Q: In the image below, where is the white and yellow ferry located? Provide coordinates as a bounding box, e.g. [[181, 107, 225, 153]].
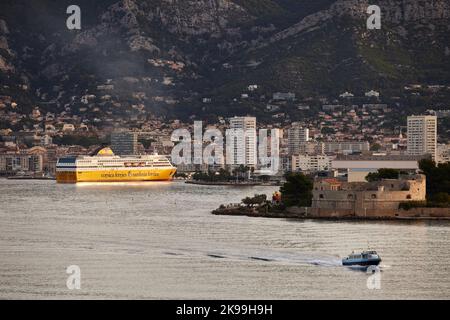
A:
[[56, 147, 176, 183]]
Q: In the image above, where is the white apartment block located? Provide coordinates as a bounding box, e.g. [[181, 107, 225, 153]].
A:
[[292, 154, 332, 172], [288, 124, 309, 155], [407, 115, 437, 161], [228, 116, 257, 167]]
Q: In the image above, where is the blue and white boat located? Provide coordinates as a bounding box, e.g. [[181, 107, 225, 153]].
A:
[[342, 251, 381, 266]]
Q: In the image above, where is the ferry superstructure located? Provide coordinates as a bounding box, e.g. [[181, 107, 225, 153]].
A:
[[56, 147, 176, 183], [342, 251, 381, 266]]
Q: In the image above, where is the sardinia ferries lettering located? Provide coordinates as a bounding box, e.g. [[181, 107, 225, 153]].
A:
[[100, 171, 159, 178]]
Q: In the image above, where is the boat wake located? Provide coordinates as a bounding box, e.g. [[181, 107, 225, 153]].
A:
[[164, 247, 342, 268], [344, 263, 390, 272]]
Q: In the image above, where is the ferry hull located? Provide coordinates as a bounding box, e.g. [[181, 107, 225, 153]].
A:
[[342, 258, 381, 266], [56, 168, 176, 183]]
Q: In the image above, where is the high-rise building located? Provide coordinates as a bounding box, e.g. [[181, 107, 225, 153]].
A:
[[111, 131, 138, 155], [228, 116, 257, 167], [407, 115, 437, 160], [288, 124, 309, 155], [291, 154, 332, 172]]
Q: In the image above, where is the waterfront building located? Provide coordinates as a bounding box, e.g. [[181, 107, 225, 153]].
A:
[[407, 115, 437, 161], [228, 116, 257, 167], [287, 124, 309, 155], [311, 174, 426, 217], [332, 154, 425, 182], [111, 131, 138, 155], [0, 153, 43, 176]]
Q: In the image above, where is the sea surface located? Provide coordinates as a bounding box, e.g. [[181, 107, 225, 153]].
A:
[[0, 179, 449, 299]]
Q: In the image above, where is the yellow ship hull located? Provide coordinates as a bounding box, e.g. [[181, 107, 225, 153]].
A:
[[56, 168, 176, 183]]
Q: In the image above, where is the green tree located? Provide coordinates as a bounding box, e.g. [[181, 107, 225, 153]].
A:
[[280, 173, 313, 207], [321, 127, 335, 135], [193, 171, 208, 181], [370, 143, 382, 151], [138, 138, 155, 149], [429, 193, 450, 206], [217, 168, 232, 181], [174, 172, 187, 178], [53, 135, 103, 148], [419, 159, 450, 200], [242, 194, 267, 207], [259, 175, 271, 182], [366, 168, 400, 182]]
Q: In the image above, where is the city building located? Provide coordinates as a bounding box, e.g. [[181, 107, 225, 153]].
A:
[[228, 116, 257, 167], [297, 141, 325, 155], [407, 115, 437, 160], [339, 91, 354, 98], [311, 174, 426, 217], [62, 124, 75, 132], [332, 154, 424, 182], [324, 141, 370, 155], [436, 144, 450, 164], [288, 124, 309, 155], [40, 135, 53, 146], [0, 153, 43, 176], [292, 154, 332, 172], [365, 90, 380, 98], [111, 131, 138, 155], [280, 155, 292, 173]]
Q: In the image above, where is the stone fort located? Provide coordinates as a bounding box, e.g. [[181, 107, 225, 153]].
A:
[[310, 174, 426, 218]]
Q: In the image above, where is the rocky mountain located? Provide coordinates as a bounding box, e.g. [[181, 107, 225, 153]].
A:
[[0, 0, 449, 124]]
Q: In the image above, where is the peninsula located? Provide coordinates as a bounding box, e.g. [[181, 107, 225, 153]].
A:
[[213, 163, 450, 221]]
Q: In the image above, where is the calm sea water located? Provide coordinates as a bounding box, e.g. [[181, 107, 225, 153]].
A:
[[0, 179, 449, 299]]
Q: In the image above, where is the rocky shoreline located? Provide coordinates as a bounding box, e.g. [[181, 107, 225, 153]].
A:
[[212, 206, 450, 221]]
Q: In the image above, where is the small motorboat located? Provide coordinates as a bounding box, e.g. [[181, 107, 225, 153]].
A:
[[342, 250, 381, 266]]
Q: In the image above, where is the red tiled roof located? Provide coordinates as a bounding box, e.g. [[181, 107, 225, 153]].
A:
[[321, 178, 341, 185]]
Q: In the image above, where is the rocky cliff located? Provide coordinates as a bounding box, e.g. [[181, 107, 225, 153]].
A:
[[0, 0, 449, 120]]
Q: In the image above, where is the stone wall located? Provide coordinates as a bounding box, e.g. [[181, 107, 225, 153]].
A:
[[311, 175, 427, 216], [308, 207, 450, 219]]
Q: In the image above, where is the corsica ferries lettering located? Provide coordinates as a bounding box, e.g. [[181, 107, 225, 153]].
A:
[[56, 147, 176, 183], [100, 171, 160, 179]]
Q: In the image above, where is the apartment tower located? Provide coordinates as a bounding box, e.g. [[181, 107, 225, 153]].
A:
[[407, 115, 437, 160]]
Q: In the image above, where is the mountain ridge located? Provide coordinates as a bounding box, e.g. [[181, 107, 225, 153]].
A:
[[0, 0, 449, 123]]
